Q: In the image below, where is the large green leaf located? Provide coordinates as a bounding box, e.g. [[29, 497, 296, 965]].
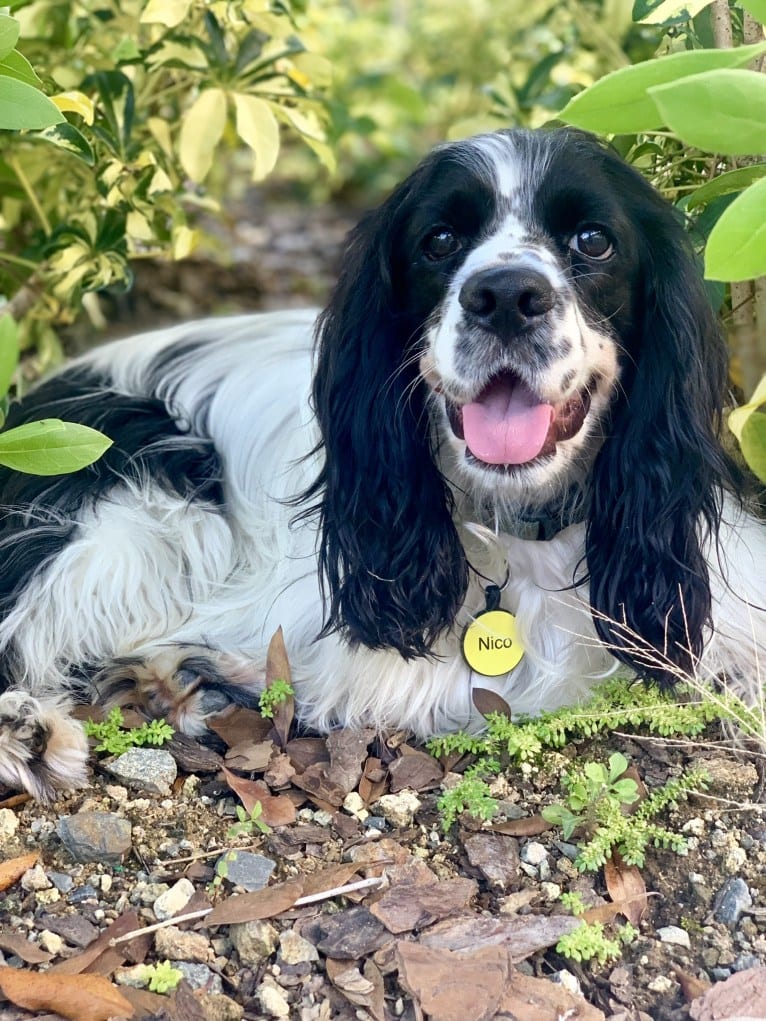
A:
[[687, 164, 766, 210], [0, 48, 40, 86], [740, 0, 766, 22], [0, 314, 19, 397], [729, 376, 766, 484], [704, 175, 766, 281], [0, 75, 64, 129], [0, 419, 112, 475], [36, 122, 95, 165], [0, 15, 20, 62], [649, 69, 766, 155], [559, 41, 766, 134]]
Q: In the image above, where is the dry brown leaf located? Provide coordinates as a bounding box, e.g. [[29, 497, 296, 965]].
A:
[[420, 911, 581, 962], [285, 736, 330, 771], [690, 966, 766, 1020], [291, 761, 348, 807], [388, 749, 443, 792], [491, 814, 553, 837], [472, 688, 512, 719], [0, 968, 134, 1021], [325, 728, 374, 795], [50, 911, 148, 975], [222, 769, 296, 825], [370, 876, 477, 934], [397, 941, 511, 1021], [498, 970, 605, 1020], [603, 850, 648, 926], [264, 626, 294, 747], [0, 850, 39, 891], [676, 968, 711, 1004], [224, 738, 275, 772], [326, 957, 386, 1021], [0, 932, 53, 964], [205, 877, 305, 926], [207, 705, 273, 747], [358, 755, 387, 805], [298, 862, 362, 898]]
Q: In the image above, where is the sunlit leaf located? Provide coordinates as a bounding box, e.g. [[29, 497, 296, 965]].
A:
[[0, 48, 40, 86], [35, 122, 95, 164], [0, 75, 64, 129], [632, 0, 713, 24], [687, 165, 766, 210], [0, 419, 112, 475], [178, 87, 227, 182], [0, 314, 19, 397], [704, 176, 766, 281], [140, 0, 193, 27], [559, 42, 766, 134], [0, 15, 20, 62], [52, 90, 95, 125], [232, 93, 280, 181]]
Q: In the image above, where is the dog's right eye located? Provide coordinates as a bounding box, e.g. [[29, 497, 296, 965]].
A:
[[422, 228, 462, 261]]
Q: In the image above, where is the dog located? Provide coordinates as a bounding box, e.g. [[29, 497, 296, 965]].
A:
[[0, 127, 763, 801]]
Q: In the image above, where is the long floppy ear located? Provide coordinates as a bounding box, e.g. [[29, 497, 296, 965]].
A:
[[300, 175, 468, 658], [586, 184, 743, 684]]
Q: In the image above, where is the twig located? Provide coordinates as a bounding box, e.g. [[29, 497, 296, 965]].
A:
[[108, 876, 384, 946]]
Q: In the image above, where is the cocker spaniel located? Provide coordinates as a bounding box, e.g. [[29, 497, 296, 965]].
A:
[[0, 127, 763, 800]]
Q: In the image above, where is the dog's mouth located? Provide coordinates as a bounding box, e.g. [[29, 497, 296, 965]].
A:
[[444, 370, 592, 467]]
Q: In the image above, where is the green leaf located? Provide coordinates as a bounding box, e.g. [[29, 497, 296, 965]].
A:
[[687, 164, 766, 210], [179, 87, 227, 182], [632, 0, 714, 25], [740, 0, 766, 23], [649, 69, 766, 155], [608, 752, 629, 781], [738, 412, 766, 483], [559, 41, 766, 134], [0, 419, 112, 474], [704, 176, 766, 281], [0, 15, 20, 62], [0, 75, 65, 129], [0, 314, 19, 397], [232, 93, 280, 181], [35, 122, 95, 165], [0, 48, 40, 86]]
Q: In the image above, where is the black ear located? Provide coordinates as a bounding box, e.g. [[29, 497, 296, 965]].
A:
[[301, 175, 468, 657], [586, 183, 742, 683]]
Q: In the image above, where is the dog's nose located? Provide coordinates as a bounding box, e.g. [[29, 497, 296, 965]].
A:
[[459, 267, 556, 335]]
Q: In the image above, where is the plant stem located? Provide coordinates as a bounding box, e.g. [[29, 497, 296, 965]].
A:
[[8, 155, 52, 236]]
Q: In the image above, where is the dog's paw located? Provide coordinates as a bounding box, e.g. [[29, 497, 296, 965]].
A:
[[0, 691, 89, 802]]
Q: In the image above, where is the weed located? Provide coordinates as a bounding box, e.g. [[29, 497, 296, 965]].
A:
[[541, 752, 639, 840], [135, 960, 183, 994], [437, 772, 499, 831], [84, 706, 174, 755], [226, 802, 271, 840], [259, 678, 295, 719], [556, 920, 638, 965]]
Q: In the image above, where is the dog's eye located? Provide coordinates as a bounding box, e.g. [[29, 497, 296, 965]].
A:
[[569, 227, 613, 261], [423, 228, 462, 261]]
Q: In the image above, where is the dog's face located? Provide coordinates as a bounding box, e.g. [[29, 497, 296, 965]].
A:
[[395, 130, 645, 503]]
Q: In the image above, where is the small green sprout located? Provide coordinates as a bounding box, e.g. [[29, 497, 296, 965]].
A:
[[259, 678, 294, 719], [226, 802, 270, 840], [84, 706, 174, 755], [136, 960, 183, 994], [556, 920, 637, 965], [436, 773, 499, 831], [541, 752, 639, 840]]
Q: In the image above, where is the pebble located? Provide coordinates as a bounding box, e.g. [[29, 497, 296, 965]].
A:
[[647, 975, 674, 993], [259, 982, 290, 1018], [230, 920, 278, 966], [115, 964, 152, 989], [48, 871, 74, 893], [57, 812, 132, 864], [363, 816, 387, 831], [21, 864, 52, 891], [520, 841, 548, 867], [105, 748, 177, 795], [0, 807, 19, 839], [68, 883, 99, 904], [551, 969, 581, 996], [712, 877, 752, 929], [35, 887, 61, 906], [153, 877, 195, 921], [39, 930, 65, 956], [154, 925, 210, 963], [215, 851, 276, 892], [196, 992, 245, 1021], [657, 925, 691, 949], [343, 792, 368, 819], [279, 930, 319, 965], [733, 952, 761, 971], [39, 913, 99, 948], [375, 792, 421, 828], [173, 961, 223, 994]]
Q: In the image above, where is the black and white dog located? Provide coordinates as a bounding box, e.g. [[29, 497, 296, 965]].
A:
[[0, 128, 763, 801]]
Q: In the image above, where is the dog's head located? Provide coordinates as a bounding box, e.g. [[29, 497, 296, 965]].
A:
[[307, 128, 740, 680]]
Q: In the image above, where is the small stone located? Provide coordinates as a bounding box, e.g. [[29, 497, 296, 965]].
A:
[[540, 882, 562, 902], [39, 930, 65, 956], [363, 816, 387, 831], [47, 872, 74, 893], [733, 952, 761, 972], [115, 964, 151, 988], [657, 925, 691, 949], [173, 961, 223, 994], [35, 888, 61, 906], [154, 925, 210, 963], [196, 992, 245, 1021], [21, 865, 52, 891], [682, 817, 705, 837], [99, 874, 112, 894], [647, 975, 674, 993], [57, 812, 132, 865], [343, 792, 367, 817], [520, 841, 548, 867], [0, 807, 19, 839], [463, 832, 520, 889], [68, 883, 99, 903], [279, 930, 319, 965], [38, 913, 99, 948], [712, 877, 752, 929], [313, 809, 333, 827], [215, 850, 275, 892], [551, 969, 581, 996], [230, 920, 278, 966], [259, 982, 290, 1018], [153, 877, 195, 921], [375, 792, 421, 828], [105, 748, 177, 795]]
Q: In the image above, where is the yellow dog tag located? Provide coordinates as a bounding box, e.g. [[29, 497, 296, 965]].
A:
[[462, 584, 525, 677]]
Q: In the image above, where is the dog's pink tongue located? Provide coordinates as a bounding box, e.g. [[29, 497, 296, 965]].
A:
[[462, 377, 554, 465]]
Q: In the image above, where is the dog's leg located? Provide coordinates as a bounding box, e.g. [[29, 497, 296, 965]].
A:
[[0, 690, 90, 802]]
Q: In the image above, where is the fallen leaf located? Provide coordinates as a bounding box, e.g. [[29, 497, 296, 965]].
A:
[[205, 877, 304, 926], [265, 626, 294, 747], [299, 862, 363, 897], [207, 705, 273, 748], [291, 762, 348, 807], [359, 755, 388, 804], [420, 911, 581, 962], [472, 688, 512, 719], [224, 738, 275, 772], [388, 749, 443, 792], [498, 970, 606, 1020], [285, 736, 330, 771], [0, 968, 134, 1021], [326, 957, 386, 1021], [463, 832, 520, 889], [50, 910, 149, 975], [370, 876, 477, 934], [690, 966, 766, 1020], [222, 769, 296, 825], [676, 968, 711, 1004], [0, 850, 39, 891], [397, 941, 511, 1021], [491, 814, 553, 837], [604, 850, 648, 926], [0, 932, 53, 963], [325, 728, 374, 795]]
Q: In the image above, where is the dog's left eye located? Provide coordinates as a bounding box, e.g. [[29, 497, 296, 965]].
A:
[[568, 227, 613, 261], [422, 228, 462, 261]]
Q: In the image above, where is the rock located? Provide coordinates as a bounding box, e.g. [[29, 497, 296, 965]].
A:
[[215, 850, 275, 891], [0, 807, 19, 839], [153, 877, 195, 920], [39, 930, 65, 956], [21, 864, 52, 891], [68, 883, 99, 903], [712, 877, 752, 929], [105, 748, 177, 795], [342, 791, 368, 819], [47, 872, 74, 893], [196, 992, 245, 1021], [464, 833, 520, 889], [154, 925, 210, 963], [173, 961, 223, 994], [316, 906, 391, 958], [647, 975, 674, 993], [657, 926, 691, 949], [520, 841, 548, 867], [278, 930, 319, 965], [38, 913, 99, 948], [115, 964, 151, 988], [57, 812, 132, 864], [375, 791, 421, 828], [258, 982, 290, 1018], [229, 920, 278, 966]]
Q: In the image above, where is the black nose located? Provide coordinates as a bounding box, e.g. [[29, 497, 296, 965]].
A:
[[459, 266, 556, 335]]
